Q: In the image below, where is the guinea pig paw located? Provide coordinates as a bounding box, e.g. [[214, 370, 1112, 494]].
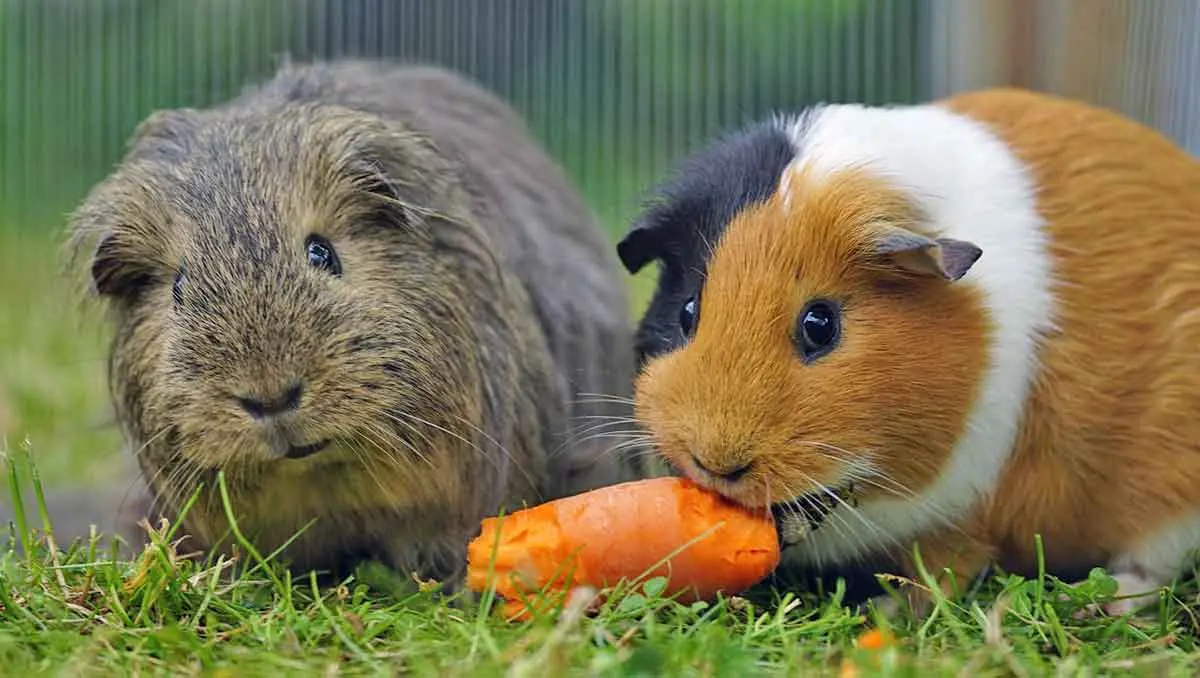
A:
[[867, 589, 933, 621], [1071, 598, 1134, 620], [867, 593, 904, 620], [1067, 572, 1163, 620]]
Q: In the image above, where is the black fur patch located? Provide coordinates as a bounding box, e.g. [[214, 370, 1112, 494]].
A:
[[617, 117, 805, 368]]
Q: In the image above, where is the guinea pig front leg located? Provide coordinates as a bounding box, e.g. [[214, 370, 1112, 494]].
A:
[[1069, 568, 1166, 619], [872, 521, 997, 620], [1069, 532, 1200, 619], [379, 535, 471, 600]]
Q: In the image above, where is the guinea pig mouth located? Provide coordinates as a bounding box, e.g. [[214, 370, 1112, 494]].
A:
[[770, 482, 858, 546], [284, 439, 331, 460]]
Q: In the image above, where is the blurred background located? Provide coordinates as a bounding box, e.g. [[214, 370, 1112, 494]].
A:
[[1, 0, 1198, 489]]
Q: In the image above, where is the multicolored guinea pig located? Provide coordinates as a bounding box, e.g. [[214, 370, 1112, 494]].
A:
[[616, 87, 1200, 616]]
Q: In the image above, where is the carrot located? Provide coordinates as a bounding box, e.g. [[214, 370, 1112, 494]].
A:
[[839, 626, 898, 677], [466, 476, 780, 620], [855, 628, 894, 651]]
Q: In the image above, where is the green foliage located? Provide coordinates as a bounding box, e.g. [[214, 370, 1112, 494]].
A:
[[0, 231, 122, 488], [0, 0, 931, 240]]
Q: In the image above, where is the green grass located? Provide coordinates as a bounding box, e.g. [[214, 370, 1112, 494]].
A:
[[2, 228, 1200, 676]]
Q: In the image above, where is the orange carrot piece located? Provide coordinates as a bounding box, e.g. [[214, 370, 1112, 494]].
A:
[[466, 476, 780, 618], [840, 626, 898, 676], [855, 628, 894, 651]]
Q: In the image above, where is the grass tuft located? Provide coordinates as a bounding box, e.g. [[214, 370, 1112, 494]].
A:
[[3, 447, 1200, 676]]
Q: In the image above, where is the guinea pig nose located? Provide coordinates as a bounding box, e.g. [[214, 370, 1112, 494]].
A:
[[237, 381, 304, 419], [691, 454, 753, 482]]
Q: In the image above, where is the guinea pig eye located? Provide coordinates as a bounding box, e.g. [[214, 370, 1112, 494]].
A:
[[305, 234, 342, 276], [795, 300, 841, 362], [172, 266, 185, 306], [679, 296, 698, 338]]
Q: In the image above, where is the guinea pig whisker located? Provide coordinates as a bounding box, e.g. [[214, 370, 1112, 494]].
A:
[[129, 427, 176, 488], [447, 413, 508, 458], [568, 420, 647, 433], [583, 435, 657, 460], [571, 413, 641, 421], [572, 392, 637, 406], [148, 455, 188, 517], [380, 414, 440, 464], [561, 418, 644, 444], [598, 435, 655, 450], [361, 421, 435, 472], [566, 414, 643, 431], [795, 441, 945, 510], [795, 481, 870, 562], [141, 452, 185, 503], [814, 477, 901, 556], [559, 427, 651, 452], [778, 484, 828, 570], [346, 436, 404, 509], [364, 418, 429, 466], [595, 439, 658, 462], [163, 460, 211, 526], [792, 472, 896, 565], [845, 474, 913, 501], [789, 440, 864, 460], [829, 466, 962, 535], [389, 410, 539, 496], [381, 411, 472, 466], [854, 474, 962, 534], [547, 421, 651, 460], [566, 430, 654, 449], [446, 413, 541, 493], [129, 425, 175, 461], [605, 438, 657, 454], [795, 449, 960, 541]]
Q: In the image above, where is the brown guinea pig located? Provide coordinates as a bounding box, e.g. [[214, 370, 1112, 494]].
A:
[[19, 59, 637, 587], [618, 87, 1200, 616]]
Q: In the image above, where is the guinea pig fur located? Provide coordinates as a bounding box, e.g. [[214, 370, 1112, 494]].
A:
[[619, 87, 1200, 616], [30, 59, 638, 586]]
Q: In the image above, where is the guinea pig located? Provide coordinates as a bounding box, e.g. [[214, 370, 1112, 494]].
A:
[[22, 59, 637, 587], [617, 86, 1200, 616]]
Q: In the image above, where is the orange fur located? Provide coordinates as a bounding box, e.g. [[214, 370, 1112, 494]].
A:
[[945, 88, 1200, 577], [635, 87, 1200, 599], [635, 166, 989, 513]]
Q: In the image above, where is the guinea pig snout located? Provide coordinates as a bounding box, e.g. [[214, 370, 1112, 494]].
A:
[[689, 446, 754, 483], [229, 379, 333, 460], [235, 380, 304, 420]]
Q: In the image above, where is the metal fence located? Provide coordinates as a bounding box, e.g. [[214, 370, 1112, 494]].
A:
[[1, 0, 1197, 240]]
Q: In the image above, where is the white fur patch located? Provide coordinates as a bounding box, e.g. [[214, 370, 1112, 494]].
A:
[[1081, 513, 1200, 616], [1109, 511, 1200, 587], [774, 102, 1057, 568]]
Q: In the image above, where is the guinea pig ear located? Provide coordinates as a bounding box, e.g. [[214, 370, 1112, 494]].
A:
[[123, 108, 201, 166], [616, 217, 662, 274], [88, 232, 156, 298], [131, 108, 200, 145], [873, 226, 982, 282]]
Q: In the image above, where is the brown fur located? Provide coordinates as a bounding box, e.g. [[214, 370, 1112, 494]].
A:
[[947, 88, 1200, 580], [12, 60, 637, 586], [634, 86, 1200, 603]]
